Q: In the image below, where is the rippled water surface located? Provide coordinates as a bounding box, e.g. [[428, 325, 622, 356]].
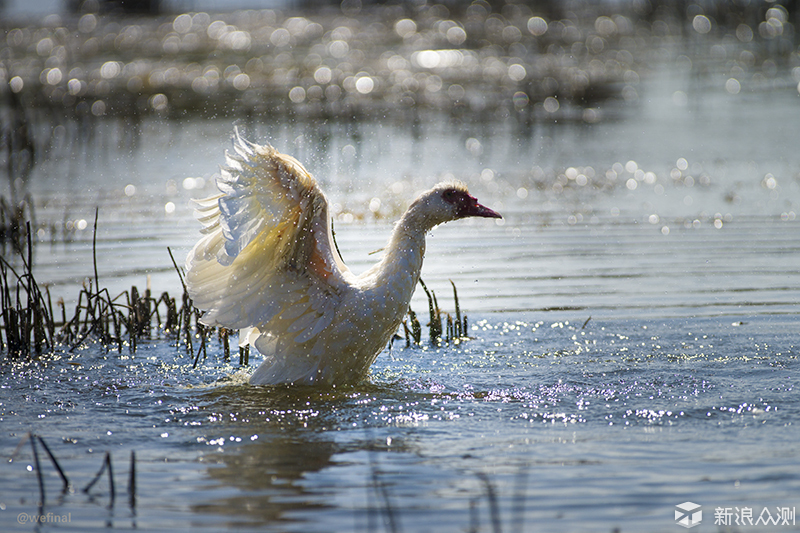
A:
[[3, 17, 800, 533], [2, 313, 798, 532]]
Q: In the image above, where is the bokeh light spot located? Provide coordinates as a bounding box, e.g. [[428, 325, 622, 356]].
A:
[[693, 15, 711, 34]]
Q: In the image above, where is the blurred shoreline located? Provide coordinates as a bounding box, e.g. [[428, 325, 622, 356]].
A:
[[1, 2, 797, 167], [1, 1, 798, 252]]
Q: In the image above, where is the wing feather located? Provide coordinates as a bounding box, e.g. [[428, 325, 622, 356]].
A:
[[185, 130, 351, 348], [281, 299, 312, 321], [286, 311, 318, 334]]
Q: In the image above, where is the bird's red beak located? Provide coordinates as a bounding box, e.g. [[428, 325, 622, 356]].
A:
[[459, 196, 502, 219]]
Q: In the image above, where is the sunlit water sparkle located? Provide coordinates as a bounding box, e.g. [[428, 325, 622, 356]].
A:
[[1, 313, 798, 532]]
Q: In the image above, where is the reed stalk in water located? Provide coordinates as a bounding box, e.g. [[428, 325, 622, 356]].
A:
[[83, 451, 115, 506]]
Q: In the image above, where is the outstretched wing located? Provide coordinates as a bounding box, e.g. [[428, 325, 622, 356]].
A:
[[185, 130, 351, 345]]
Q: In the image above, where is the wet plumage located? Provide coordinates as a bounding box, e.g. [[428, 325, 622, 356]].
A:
[[185, 131, 500, 386]]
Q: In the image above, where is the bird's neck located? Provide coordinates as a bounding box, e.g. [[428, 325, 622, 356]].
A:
[[373, 207, 429, 300]]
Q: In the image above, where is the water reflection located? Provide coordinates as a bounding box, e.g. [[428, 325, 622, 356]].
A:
[[195, 433, 337, 525], [184, 383, 421, 529]]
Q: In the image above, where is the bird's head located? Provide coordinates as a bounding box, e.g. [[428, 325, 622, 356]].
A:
[[409, 182, 501, 229]]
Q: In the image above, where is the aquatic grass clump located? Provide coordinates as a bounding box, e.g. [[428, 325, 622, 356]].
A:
[[0, 224, 55, 359], [0, 214, 207, 361], [50, 219, 204, 357], [403, 278, 469, 347], [55, 258, 206, 358]]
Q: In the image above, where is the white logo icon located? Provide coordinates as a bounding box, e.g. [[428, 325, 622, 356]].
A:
[[675, 502, 702, 528]]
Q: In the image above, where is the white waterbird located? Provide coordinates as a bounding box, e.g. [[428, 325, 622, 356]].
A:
[[186, 132, 501, 386]]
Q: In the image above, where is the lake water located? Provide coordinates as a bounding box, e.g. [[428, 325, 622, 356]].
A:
[[3, 15, 800, 533]]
